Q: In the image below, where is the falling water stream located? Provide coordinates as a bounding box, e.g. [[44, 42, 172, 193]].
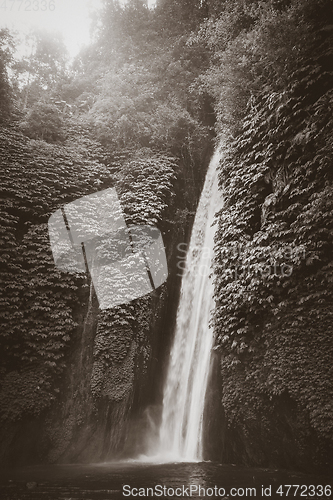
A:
[[157, 146, 223, 462]]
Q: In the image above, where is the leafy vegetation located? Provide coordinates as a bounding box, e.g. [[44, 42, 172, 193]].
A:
[[209, 0, 333, 469]]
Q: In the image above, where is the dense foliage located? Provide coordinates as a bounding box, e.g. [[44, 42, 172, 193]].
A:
[[0, 129, 107, 419], [210, 0, 333, 468]]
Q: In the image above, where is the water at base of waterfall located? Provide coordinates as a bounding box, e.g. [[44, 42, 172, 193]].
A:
[[1, 462, 330, 499]]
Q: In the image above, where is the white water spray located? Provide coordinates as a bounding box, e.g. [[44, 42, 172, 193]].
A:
[[157, 146, 223, 462]]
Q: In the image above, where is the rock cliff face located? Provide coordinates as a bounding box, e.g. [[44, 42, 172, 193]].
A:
[[212, 16, 333, 474], [0, 124, 213, 465]]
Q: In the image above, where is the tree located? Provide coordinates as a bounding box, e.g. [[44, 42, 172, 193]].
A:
[[20, 101, 65, 142], [14, 29, 68, 109], [0, 28, 15, 122]]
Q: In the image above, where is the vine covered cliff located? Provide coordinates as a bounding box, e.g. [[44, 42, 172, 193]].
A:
[[207, 0, 333, 472]]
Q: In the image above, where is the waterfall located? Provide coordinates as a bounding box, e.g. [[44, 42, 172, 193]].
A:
[[157, 146, 223, 462]]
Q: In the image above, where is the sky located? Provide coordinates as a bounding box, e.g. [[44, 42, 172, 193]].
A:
[[0, 0, 103, 59]]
